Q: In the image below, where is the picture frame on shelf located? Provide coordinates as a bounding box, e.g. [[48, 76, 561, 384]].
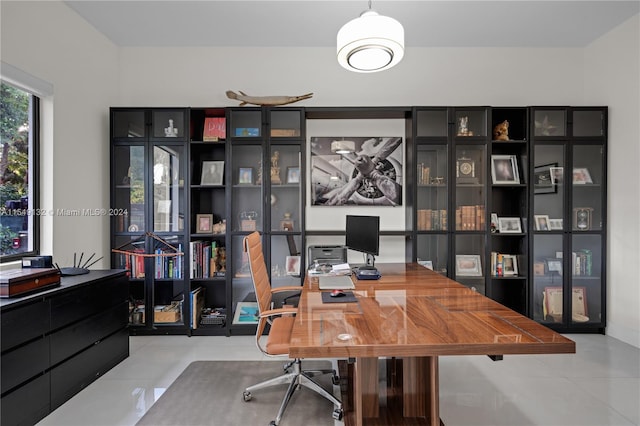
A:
[[418, 260, 434, 270], [502, 255, 518, 276], [543, 286, 588, 323], [573, 167, 593, 184], [545, 258, 563, 275], [549, 218, 563, 230], [201, 160, 224, 185], [550, 166, 564, 185], [498, 217, 522, 233], [455, 254, 483, 277], [195, 214, 213, 234], [238, 167, 253, 184], [534, 214, 551, 231], [534, 163, 557, 194], [491, 155, 520, 184], [286, 167, 300, 184], [285, 255, 301, 276], [232, 302, 259, 325]]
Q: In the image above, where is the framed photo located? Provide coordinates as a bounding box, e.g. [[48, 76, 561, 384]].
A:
[[238, 167, 253, 184], [573, 167, 593, 184], [491, 155, 520, 184], [502, 255, 518, 276], [195, 214, 213, 234], [455, 255, 483, 277], [543, 286, 588, 323], [549, 218, 563, 230], [498, 217, 522, 233], [534, 163, 557, 194], [549, 166, 564, 184], [310, 136, 403, 206], [232, 302, 259, 325], [534, 214, 551, 231], [201, 161, 224, 185], [286, 167, 300, 184], [418, 260, 433, 270], [545, 258, 563, 275], [285, 255, 301, 276]]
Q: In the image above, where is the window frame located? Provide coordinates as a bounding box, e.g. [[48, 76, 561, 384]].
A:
[[1, 83, 40, 262]]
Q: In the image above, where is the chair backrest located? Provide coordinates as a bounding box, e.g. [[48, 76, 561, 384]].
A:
[[243, 231, 272, 339]]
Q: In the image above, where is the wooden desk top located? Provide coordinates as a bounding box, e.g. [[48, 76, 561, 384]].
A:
[[289, 263, 575, 359]]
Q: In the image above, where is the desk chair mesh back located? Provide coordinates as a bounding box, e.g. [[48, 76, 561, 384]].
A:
[[242, 232, 343, 425]]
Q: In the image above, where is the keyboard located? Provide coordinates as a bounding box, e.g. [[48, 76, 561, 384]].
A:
[[319, 275, 355, 290]]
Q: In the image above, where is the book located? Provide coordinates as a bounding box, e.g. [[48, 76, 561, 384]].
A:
[[203, 117, 226, 141]]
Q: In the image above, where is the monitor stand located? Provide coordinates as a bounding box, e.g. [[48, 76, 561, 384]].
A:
[[355, 254, 378, 274]]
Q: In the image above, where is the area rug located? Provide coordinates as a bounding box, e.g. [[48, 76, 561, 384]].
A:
[[136, 360, 339, 426]]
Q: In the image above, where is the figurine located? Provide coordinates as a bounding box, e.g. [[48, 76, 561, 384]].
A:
[[164, 119, 178, 137], [493, 120, 510, 141], [457, 116, 473, 136], [270, 151, 281, 184]]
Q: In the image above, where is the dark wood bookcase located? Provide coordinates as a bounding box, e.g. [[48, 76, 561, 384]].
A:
[[110, 105, 606, 335]]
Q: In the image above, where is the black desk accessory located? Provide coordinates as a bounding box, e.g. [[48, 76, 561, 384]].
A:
[[356, 268, 381, 280], [55, 252, 103, 276]]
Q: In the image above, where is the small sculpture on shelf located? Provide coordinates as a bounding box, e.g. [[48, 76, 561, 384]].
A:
[[493, 120, 510, 141], [270, 150, 282, 184], [212, 219, 226, 235], [164, 119, 178, 137], [457, 116, 473, 136]]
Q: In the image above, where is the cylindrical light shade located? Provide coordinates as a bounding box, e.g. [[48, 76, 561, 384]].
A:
[[337, 9, 404, 73]]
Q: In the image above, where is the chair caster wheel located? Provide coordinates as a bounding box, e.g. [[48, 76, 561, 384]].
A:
[[331, 374, 340, 385], [332, 408, 343, 421], [269, 421, 277, 426], [242, 391, 252, 402]]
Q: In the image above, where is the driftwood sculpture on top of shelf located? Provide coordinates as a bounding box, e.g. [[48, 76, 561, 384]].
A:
[[226, 90, 313, 106]]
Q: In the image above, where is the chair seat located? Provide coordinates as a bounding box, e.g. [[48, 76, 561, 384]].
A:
[[265, 316, 295, 355]]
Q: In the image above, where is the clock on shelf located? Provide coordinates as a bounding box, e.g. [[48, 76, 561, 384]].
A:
[[456, 155, 478, 184]]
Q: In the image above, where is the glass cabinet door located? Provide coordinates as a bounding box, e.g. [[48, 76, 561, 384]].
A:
[[230, 234, 257, 329], [231, 144, 263, 232], [572, 145, 603, 231], [153, 145, 185, 233], [151, 234, 185, 327], [113, 145, 145, 233], [454, 234, 486, 294], [533, 144, 566, 232], [533, 109, 566, 137], [269, 145, 301, 232], [270, 234, 303, 287], [416, 145, 448, 230], [112, 110, 146, 139], [455, 144, 486, 231], [571, 234, 602, 325], [532, 234, 564, 324], [151, 109, 186, 139], [416, 234, 448, 275]]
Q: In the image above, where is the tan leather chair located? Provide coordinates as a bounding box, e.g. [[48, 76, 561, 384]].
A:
[[242, 231, 343, 426]]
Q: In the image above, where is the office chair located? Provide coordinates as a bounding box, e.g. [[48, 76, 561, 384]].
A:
[[241, 232, 343, 426]]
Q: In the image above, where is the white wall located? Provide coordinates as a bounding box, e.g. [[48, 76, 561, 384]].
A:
[[584, 15, 640, 347], [1, 1, 119, 269], [2, 1, 637, 346]]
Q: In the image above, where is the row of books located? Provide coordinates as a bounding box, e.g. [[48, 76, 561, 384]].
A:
[[417, 164, 432, 185], [189, 287, 205, 329], [154, 246, 184, 279], [120, 249, 145, 279], [456, 204, 486, 230], [417, 209, 447, 230], [490, 252, 519, 277], [572, 249, 593, 276], [190, 240, 226, 279]]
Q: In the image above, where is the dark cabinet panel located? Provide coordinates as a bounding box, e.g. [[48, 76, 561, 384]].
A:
[[0, 299, 49, 351], [0, 373, 50, 426], [1, 336, 49, 394]]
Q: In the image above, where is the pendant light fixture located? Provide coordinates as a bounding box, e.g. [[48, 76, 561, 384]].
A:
[[337, 0, 404, 73]]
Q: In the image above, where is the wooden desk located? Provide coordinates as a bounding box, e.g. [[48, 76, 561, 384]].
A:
[[289, 263, 575, 426]]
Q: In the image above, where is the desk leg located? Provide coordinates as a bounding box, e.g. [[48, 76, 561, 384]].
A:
[[403, 356, 440, 426], [353, 357, 378, 426]]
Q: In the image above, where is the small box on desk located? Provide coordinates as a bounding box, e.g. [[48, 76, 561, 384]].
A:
[[0, 267, 61, 298]]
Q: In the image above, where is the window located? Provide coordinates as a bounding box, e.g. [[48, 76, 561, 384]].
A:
[[0, 81, 39, 260]]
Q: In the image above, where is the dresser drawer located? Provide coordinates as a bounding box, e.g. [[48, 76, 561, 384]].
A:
[[1, 336, 49, 394], [0, 299, 50, 352], [50, 301, 128, 366], [0, 372, 50, 426]]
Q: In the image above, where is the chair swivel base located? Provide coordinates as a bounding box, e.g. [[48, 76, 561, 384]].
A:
[[242, 359, 343, 426]]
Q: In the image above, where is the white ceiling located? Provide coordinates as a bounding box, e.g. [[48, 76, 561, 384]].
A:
[[64, 0, 639, 48]]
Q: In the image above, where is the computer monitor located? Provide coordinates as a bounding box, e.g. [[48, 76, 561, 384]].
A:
[[345, 215, 380, 270]]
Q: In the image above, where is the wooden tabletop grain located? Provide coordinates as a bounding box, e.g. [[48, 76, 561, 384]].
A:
[[289, 263, 575, 359]]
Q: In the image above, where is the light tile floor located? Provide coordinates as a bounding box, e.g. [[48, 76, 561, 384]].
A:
[[36, 334, 639, 426]]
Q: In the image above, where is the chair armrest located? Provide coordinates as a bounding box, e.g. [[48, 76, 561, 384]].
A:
[[261, 307, 297, 318], [271, 286, 302, 294]]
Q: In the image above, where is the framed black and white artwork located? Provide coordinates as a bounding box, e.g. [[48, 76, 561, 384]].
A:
[[310, 136, 403, 206]]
